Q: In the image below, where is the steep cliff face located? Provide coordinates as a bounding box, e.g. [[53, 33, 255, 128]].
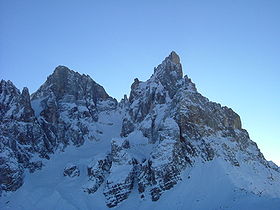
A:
[[31, 66, 117, 148], [0, 80, 48, 194], [0, 52, 279, 209]]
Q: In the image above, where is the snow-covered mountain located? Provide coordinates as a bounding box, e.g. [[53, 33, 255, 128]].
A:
[[0, 52, 280, 210]]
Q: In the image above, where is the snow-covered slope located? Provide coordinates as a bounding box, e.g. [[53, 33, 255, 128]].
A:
[[1, 149, 280, 210], [0, 52, 280, 209], [1, 151, 280, 210]]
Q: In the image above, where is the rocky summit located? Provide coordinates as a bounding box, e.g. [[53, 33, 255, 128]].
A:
[[0, 52, 280, 210]]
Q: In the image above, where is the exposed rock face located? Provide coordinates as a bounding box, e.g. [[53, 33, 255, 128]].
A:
[[152, 51, 183, 98], [0, 80, 34, 122], [31, 66, 117, 148], [63, 164, 80, 178], [0, 145, 24, 193], [84, 155, 112, 194], [32, 66, 110, 102], [1, 52, 280, 209], [0, 80, 48, 193], [103, 139, 136, 208], [138, 119, 193, 201]]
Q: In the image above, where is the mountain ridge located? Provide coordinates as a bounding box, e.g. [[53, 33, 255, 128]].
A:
[[0, 51, 279, 209]]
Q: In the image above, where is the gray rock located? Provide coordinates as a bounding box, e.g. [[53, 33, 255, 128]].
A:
[[63, 164, 80, 178], [0, 81, 50, 193], [31, 66, 117, 148], [84, 155, 112, 194], [103, 139, 136, 207], [0, 144, 24, 192]]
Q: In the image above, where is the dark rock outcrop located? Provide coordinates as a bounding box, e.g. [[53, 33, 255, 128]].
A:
[[63, 164, 80, 178], [103, 139, 136, 208], [0, 80, 49, 193], [31, 66, 117, 148], [0, 144, 24, 193], [84, 155, 112, 194]]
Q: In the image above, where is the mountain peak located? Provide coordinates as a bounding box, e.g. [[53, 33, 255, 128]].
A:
[[32, 65, 112, 104], [154, 51, 183, 78], [166, 51, 180, 64], [52, 65, 73, 77], [150, 51, 183, 98], [54, 65, 71, 71]]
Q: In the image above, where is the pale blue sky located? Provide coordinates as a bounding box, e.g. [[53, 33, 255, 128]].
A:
[[1, 0, 279, 165]]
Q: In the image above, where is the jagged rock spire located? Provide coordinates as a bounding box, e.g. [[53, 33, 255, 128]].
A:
[[154, 51, 183, 78], [151, 51, 184, 98], [167, 51, 181, 65]]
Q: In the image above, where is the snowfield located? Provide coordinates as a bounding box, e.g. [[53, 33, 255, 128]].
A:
[[1, 145, 280, 210]]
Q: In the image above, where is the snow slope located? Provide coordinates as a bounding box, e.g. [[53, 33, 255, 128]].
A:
[[1, 152, 280, 210]]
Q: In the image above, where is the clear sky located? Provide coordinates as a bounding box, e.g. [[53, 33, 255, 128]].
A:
[[1, 0, 279, 165]]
